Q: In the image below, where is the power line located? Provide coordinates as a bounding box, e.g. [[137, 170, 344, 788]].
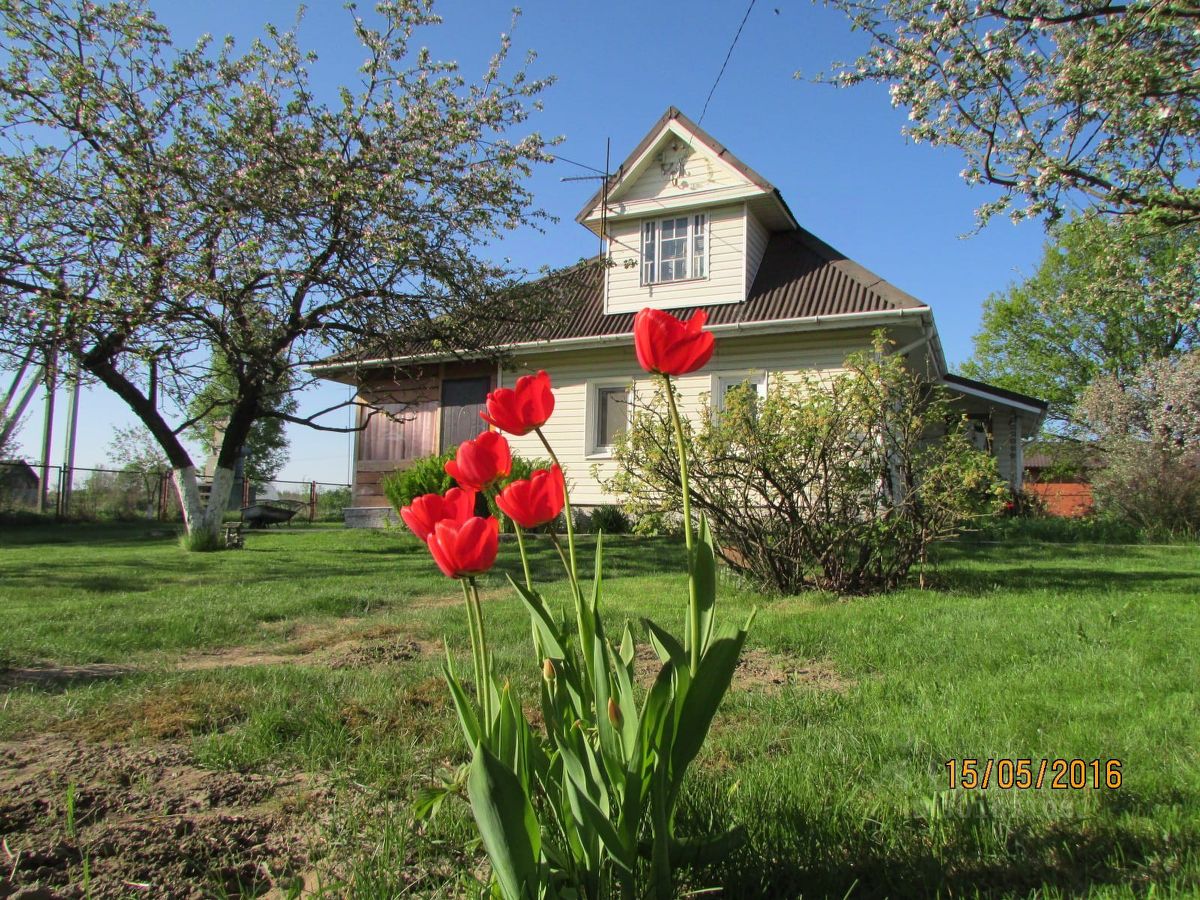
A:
[[478, 137, 606, 174], [698, 0, 757, 125]]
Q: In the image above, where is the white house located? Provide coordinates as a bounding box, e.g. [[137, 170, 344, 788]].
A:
[[312, 107, 1047, 527]]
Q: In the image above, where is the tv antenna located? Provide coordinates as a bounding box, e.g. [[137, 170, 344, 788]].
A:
[[560, 138, 613, 260]]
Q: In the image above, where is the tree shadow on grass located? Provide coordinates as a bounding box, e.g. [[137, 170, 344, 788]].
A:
[[0, 521, 179, 548], [347, 534, 685, 585], [929, 544, 1198, 597], [0, 663, 138, 694], [682, 795, 1198, 898]]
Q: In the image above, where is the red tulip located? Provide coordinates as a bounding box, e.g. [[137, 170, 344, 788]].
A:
[[480, 370, 556, 436], [427, 515, 500, 579], [400, 486, 476, 542], [445, 430, 512, 492], [495, 465, 565, 530], [633, 307, 715, 376]]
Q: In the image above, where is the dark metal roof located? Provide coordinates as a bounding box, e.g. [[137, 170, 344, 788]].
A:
[[310, 225, 933, 376], [942, 373, 1049, 411], [490, 227, 927, 346]]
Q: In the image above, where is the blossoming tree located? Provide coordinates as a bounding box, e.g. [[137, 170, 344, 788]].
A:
[[0, 0, 555, 541], [820, 0, 1200, 227]]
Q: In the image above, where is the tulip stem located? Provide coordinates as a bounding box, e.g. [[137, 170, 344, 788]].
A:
[[534, 428, 594, 685], [463, 577, 491, 730], [663, 376, 700, 675], [534, 428, 578, 590], [513, 524, 542, 658], [513, 524, 534, 591]]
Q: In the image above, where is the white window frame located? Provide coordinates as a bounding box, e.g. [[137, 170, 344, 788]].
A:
[[711, 371, 768, 416], [585, 378, 634, 458], [641, 212, 709, 286]]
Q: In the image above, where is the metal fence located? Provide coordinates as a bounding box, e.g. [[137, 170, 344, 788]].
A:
[[0, 461, 351, 523]]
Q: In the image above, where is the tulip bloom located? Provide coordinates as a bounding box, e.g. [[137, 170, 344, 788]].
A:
[[445, 430, 512, 492], [427, 515, 500, 579], [400, 486, 476, 542], [633, 307, 715, 376], [480, 370, 555, 436], [495, 465, 565, 530]]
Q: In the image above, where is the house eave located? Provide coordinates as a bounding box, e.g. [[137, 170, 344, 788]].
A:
[[308, 306, 934, 378], [942, 374, 1048, 422]]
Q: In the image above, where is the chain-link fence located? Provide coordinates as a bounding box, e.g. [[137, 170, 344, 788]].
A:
[[0, 461, 351, 523]]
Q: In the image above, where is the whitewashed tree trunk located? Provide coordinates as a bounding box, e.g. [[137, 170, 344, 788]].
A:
[[172, 465, 234, 537]]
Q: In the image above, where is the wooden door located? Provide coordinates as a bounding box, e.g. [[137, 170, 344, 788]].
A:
[[440, 376, 490, 452]]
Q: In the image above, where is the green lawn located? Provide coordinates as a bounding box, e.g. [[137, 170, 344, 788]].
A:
[[0, 522, 1198, 897]]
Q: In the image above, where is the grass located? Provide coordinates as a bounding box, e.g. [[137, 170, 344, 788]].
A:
[[0, 521, 1198, 897]]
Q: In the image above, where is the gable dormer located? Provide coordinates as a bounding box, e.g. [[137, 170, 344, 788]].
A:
[[576, 107, 796, 315]]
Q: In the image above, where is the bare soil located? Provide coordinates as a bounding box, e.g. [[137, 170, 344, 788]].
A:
[[634, 645, 850, 694], [0, 736, 325, 899], [0, 621, 840, 897]]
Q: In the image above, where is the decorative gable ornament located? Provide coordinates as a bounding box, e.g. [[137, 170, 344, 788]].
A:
[[658, 140, 691, 187]]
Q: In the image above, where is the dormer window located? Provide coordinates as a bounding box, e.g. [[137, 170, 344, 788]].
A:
[[641, 213, 707, 285]]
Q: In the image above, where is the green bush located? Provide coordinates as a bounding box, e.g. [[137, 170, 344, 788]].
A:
[[382, 446, 551, 533], [608, 335, 1006, 594], [588, 504, 630, 535], [381, 448, 457, 514]]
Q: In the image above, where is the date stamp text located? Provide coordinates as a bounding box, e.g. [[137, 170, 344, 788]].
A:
[[945, 758, 1122, 790]]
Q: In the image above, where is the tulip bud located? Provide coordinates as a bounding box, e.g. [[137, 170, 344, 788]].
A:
[[607, 697, 623, 729], [542, 658, 556, 682]]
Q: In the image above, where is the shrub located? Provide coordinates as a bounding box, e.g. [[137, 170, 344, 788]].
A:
[[608, 337, 1006, 594], [383, 446, 551, 532], [588, 504, 630, 535], [381, 448, 456, 513], [1077, 352, 1200, 537]]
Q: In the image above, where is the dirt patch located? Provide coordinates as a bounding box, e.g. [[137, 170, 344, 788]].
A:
[[325, 638, 426, 670], [174, 625, 436, 674], [174, 651, 300, 673], [0, 736, 325, 899], [732, 648, 849, 693], [634, 645, 849, 694]]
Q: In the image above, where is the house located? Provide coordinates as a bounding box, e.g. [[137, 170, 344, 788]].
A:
[[313, 108, 1047, 527], [1024, 442, 1101, 517], [0, 459, 39, 509]]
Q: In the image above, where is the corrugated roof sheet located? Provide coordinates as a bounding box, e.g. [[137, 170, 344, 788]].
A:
[[311, 225, 932, 372], [490, 227, 926, 346]]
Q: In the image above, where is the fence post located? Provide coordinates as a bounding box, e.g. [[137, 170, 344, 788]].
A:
[[309, 481, 317, 522], [241, 477, 251, 508]]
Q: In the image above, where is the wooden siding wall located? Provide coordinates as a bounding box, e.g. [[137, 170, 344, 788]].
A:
[[353, 375, 438, 508], [605, 203, 746, 314], [351, 362, 496, 508], [503, 328, 877, 506], [745, 208, 770, 291], [619, 141, 746, 205]]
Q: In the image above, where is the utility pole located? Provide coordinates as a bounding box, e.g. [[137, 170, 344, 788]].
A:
[[59, 363, 81, 517], [36, 352, 56, 514], [0, 360, 45, 451]]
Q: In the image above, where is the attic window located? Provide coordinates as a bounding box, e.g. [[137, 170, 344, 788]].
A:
[[642, 213, 707, 285]]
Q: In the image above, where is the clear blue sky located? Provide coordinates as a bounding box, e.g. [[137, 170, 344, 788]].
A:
[[8, 0, 1049, 484]]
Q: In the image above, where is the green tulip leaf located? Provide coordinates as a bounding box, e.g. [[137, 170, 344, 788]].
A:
[[467, 741, 541, 900], [671, 631, 748, 774], [443, 657, 481, 748], [643, 618, 686, 668], [696, 515, 718, 653], [509, 577, 568, 659]]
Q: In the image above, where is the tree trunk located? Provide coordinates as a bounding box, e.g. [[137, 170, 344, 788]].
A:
[[173, 464, 234, 538]]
